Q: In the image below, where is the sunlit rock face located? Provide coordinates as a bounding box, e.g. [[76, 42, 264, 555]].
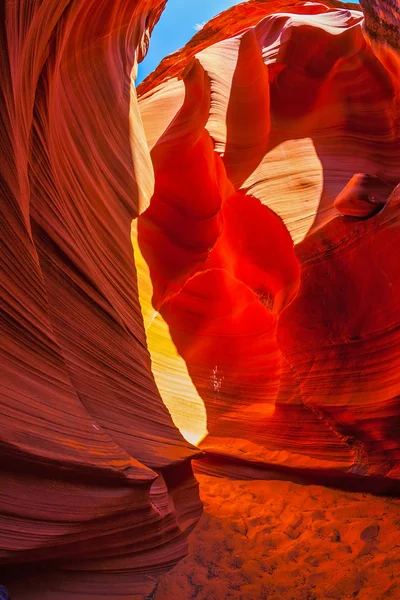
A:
[[0, 1, 203, 598], [1, 0, 400, 597], [136, 0, 400, 483]]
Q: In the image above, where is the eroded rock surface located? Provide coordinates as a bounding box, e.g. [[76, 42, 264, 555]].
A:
[[136, 0, 400, 483], [1, 0, 400, 598], [0, 1, 202, 598]]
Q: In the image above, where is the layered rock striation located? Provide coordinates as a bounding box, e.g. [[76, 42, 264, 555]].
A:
[[1, 0, 400, 598], [0, 1, 202, 598], [136, 0, 400, 483]]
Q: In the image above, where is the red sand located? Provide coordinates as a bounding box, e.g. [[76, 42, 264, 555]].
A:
[[154, 474, 400, 600]]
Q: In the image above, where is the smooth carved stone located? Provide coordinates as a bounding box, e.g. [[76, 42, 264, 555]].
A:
[[1, 0, 400, 598], [0, 0, 201, 598], [136, 0, 400, 486], [334, 174, 393, 217]]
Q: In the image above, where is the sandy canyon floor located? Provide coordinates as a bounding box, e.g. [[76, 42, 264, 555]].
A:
[[153, 474, 400, 600]]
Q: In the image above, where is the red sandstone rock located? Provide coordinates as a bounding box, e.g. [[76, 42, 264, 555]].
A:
[[1, 0, 400, 598], [136, 0, 400, 483], [334, 173, 393, 217], [0, 1, 202, 598]]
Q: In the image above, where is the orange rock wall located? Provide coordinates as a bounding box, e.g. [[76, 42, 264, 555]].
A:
[[0, 1, 202, 598], [1, 0, 400, 597], [136, 0, 400, 483]]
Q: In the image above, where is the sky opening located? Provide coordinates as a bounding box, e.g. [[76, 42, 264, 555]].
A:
[[137, 0, 245, 84]]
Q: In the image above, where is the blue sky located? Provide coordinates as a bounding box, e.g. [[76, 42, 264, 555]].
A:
[[137, 0, 244, 84]]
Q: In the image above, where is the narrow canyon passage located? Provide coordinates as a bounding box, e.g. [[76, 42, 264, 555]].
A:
[[1, 0, 400, 598]]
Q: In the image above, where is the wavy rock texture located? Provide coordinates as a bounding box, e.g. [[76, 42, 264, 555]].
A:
[[136, 0, 400, 485], [0, 1, 203, 598], [1, 0, 400, 598]]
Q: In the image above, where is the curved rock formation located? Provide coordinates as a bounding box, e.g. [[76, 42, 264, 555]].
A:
[[333, 173, 391, 217], [136, 0, 400, 484], [1, 0, 400, 597], [0, 1, 202, 598]]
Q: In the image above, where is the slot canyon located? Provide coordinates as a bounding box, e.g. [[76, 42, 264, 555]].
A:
[[1, 0, 400, 598]]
